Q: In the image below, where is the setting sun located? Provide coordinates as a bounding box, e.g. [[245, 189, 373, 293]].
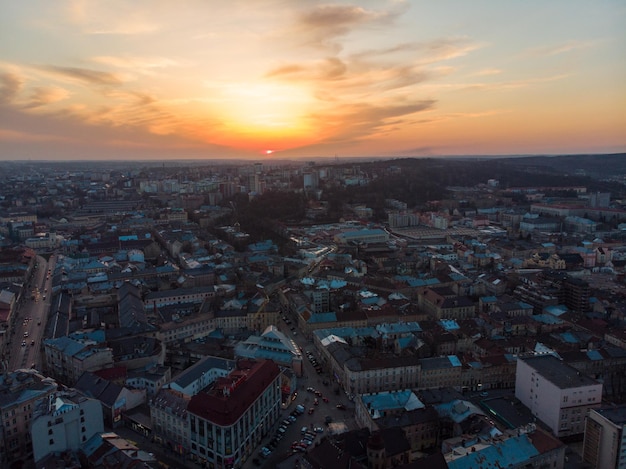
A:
[[0, 1, 623, 160]]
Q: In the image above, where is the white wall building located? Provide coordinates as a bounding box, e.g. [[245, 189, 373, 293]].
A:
[[515, 354, 602, 438], [31, 392, 104, 463]]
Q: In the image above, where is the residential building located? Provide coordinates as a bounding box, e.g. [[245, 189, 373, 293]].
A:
[[515, 354, 602, 438], [583, 405, 626, 469], [31, 391, 104, 463], [43, 331, 113, 386], [187, 359, 281, 468], [0, 369, 57, 466]]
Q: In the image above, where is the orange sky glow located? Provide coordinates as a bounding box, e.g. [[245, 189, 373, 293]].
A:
[[0, 1, 624, 160]]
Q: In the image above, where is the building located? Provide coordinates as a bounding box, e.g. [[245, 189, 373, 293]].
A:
[[0, 369, 58, 466], [187, 359, 281, 468], [515, 354, 602, 438], [31, 391, 104, 463], [150, 388, 190, 457], [43, 331, 114, 386], [166, 355, 236, 397], [74, 372, 146, 428], [583, 405, 626, 469], [334, 229, 390, 245], [355, 390, 440, 453]]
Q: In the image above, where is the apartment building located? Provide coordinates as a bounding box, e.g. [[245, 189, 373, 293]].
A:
[[515, 354, 602, 438], [187, 359, 281, 469], [583, 406, 626, 469], [0, 370, 57, 466], [31, 391, 104, 463]]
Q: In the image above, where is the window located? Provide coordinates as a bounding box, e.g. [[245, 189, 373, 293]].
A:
[[49, 439, 54, 445]]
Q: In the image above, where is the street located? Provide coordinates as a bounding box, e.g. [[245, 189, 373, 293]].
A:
[[5, 254, 54, 372]]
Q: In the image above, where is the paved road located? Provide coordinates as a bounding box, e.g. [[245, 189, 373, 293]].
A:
[[244, 317, 356, 469], [6, 254, 53, 372]]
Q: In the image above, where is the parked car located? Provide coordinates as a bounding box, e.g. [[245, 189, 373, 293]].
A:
[[336, 404, 346, 410]]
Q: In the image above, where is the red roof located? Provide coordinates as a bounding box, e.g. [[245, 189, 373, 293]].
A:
[[187, 359, 280, 427]]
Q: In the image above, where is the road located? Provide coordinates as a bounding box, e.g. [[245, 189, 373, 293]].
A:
[[6, 254, 54, 372], [241, 316, 355, 469]]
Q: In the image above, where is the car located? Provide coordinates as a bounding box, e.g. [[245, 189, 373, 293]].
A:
[[316, 368, 323, 374], [308, 408, 315, 414], [288, 415, 297, 423], [278, 426, 286, 433], [307, 387, 315, 393], [42, 295, 46, 300], [21, 340, 26, 347], [336, 404, 346, 410], [480, 391, 489, 397], [313, 398, 319, 406], [301, 426, 308, 434], [293, 446, 306, 452], [293, 331, 297, 336], [314, 391, 322, 397], [23, 332, 29, 338], [301, 439, 312, 446], [37, 320, 41, 326], [315, 427, 324, 433], [322, 397, 329, 403], [282, 419, 291, 426], [31, 340, 35, 346]]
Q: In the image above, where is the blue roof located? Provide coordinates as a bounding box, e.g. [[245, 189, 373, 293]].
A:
[[308, 312, 337, 323], [440, 319, 460, 331], [448, 355, 462, 367], [447, 434, 539, 469], [586, 349, 603, 361], [481, 296, 498, 303]]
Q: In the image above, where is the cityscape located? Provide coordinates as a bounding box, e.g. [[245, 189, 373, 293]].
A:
[[0, 155, 625, 469], [1, 1, 626, 469]]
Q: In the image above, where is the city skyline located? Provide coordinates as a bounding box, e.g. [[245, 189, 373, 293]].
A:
[[1, 0, 625, 161]]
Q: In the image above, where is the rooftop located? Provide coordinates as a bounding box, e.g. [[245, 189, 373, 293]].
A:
[[520, 354, 600, 389]]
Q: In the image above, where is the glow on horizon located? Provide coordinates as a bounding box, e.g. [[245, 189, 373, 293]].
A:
[[0, 0, 624, 160]]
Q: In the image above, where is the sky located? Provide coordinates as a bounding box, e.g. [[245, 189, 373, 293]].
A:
[[1, 0, 625, 161]]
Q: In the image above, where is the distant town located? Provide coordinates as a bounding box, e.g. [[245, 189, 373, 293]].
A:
[[1, 154, 626, 469]]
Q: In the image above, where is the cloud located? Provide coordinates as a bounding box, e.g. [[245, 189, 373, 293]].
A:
[[42, 65, 124, 86], [23, 86, 70, 109], [524, 40, 597, 58], [292, 4, 404, 51], [0, 72, 23, 104], [473, 68, 502, 76], [91, 55, 180, 71], [308, 99, 436, 144]]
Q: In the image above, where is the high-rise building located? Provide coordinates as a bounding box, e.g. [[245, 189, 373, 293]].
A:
[[583, 406, 626, 469], [187, 359, 281, 469]]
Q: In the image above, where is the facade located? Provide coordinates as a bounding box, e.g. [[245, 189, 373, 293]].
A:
[[31, 391, 104, 463], [515, 354, 602, 438], [0, 369, 57, 466], [583, 406, 626, 469], [43, 331, 113, 386], [150, 388, 190, 456], [144, 286, 215, 311], [187, 359, 281, 469]]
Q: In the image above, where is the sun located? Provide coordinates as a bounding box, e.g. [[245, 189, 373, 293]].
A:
[[265, 150, 273, 155]]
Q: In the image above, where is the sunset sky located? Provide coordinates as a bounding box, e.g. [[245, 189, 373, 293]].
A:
[[1, 0, 625, 160]]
